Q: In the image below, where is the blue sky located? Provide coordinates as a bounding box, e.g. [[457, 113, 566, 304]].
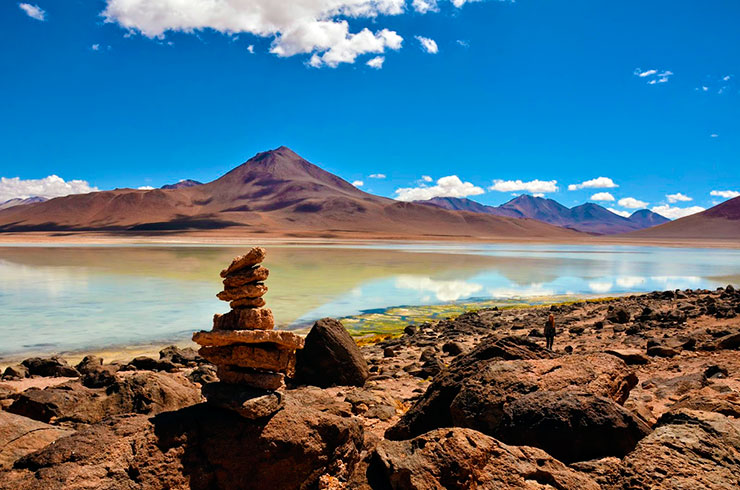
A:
[[1, 0, 738, 219]]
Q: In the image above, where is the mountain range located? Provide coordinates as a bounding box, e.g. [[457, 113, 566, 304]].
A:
[[0, 147, 580, 239], [0, 196, 48, 211], [0, 146, 737, 240], [417, 196, 670, 235]]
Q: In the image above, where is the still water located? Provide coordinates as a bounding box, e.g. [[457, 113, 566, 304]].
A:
[[1, 243, 739, 358]]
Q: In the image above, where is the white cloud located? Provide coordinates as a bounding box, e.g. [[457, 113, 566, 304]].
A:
[[608, 208, 631, 218], [666, 192, 692, 203], [651, 205, 705, 220], [395, 175, 484, 201], [456, 39, 469, 47], [369, 173, 386, 179], [635, 69, 657, 78], [415, 35, 438, 54], [0, 175, 98, 203], [421, 175, 432, 182], [412, 0, 438, 13], [137, 185, 155, 190], [616, 276, 646, 288], [19, 3, 45, 21], [247, 44, 255, 53], [532, 193, 545, 198], [489, 179, 558, 194], [710, 134, 719, 138], [366, 55, 384, 69], [634, 68, 673, 85], [710, 190, 740, 199], [91, 44, 100, 51], [351, 180, 364, 187], [618, 197, 649, 209], [590, 192, 615, 202], [102, 0, 407, 68], [568, 177, 618, 191]]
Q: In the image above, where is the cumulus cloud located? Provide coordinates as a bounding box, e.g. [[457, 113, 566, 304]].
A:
[[366, 55, 384, 68], [666, 192, 692, 203], [0, 175, 98, 203], [568, 177, 618, 191], [369, 173, 386, 179], [590, 192, 615, 202], [415, 35, 438, 54], [137, 185, 155, 190], [352, 180, 364, 187], [618, 197, 649, 209], [421, 175, 432, 182], [102, 0, 407, 68], [489, 179, 558, 194], [19, 3, 45, 21], [608, 208, 631, 218], [395, 175, 484, 201], [634, 68, 673, 85], [651, 205, 705, 220], [247, 44, 255, 53], [412, 0, 438, 13], [710, 190, 740, 199]]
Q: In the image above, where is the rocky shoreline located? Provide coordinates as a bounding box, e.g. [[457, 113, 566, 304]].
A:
[[1, 285, 739, 489]]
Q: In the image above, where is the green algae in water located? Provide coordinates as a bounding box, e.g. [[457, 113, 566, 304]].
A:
[[340, 294, 595, 338]]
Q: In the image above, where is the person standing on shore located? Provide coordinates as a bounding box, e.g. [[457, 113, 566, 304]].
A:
[[544, 313, 556, 350]]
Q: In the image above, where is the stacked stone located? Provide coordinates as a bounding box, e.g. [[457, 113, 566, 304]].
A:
[[192, 247, 304, 418]]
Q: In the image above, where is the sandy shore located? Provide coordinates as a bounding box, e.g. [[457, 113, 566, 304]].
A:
[[0, 230, 739, 249]]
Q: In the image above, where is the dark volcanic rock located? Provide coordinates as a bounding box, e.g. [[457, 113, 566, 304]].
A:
[[295, 318, 369, 387], [0, 411, 73, 470], [152, 395, 364, 490], [497, 391, 651, 463], [387, 338, 636, 442], [385, 335, 555, 440], [160, 345, 204, 367], [616, 409, 740, 489], [607, 307, 631, 324], [1, 391, 364, 490], [715, 331, 740, 350], [7, 372, 200, 424], [21, 357, 79, 378], [367, 428, 599, 489], [124, 356, 179, 372], [2, 364, 29, 380]]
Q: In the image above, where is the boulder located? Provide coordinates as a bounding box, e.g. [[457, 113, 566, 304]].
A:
[[74, 355, 103, 375], [2, 364, 28, 380], [8, 372, 200, 424], [647, 345, 680, 358], [715, 331, 740, 350], [0, 411, 73, 470], [442, 341, 463, 356], [605, 348, 650, 365], [386, 335, 555, 440], [616, 409, 740, 489], [497, 391, 651, 463], [367, 428, 599, 489], [21, 357, 79, 378], [1, 392, 364, 490], [607, 307, 631, 324], [295, 318, 369, 387], [159, 345, 203, 367], [124, 356, 179, 372]]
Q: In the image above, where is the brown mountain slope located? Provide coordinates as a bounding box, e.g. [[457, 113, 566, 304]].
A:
[[0, 146, 583, 239], [627, 197, 740, 239]]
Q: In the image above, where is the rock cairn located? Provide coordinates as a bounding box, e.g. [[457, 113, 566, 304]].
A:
[[192, 247, 304, 419]]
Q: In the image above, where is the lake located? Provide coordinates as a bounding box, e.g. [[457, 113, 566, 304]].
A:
[[1, 242, 739, 360]]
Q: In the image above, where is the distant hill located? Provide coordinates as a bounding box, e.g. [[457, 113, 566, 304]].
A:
[[628, 197, 740, 239], [418, 195, 668, 235], [0, 196, 48, 211], [161, 179, 202, 190], [0, 147, 583, 240]]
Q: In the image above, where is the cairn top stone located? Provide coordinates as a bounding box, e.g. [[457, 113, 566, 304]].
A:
[[220, 248, 267, 278]]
